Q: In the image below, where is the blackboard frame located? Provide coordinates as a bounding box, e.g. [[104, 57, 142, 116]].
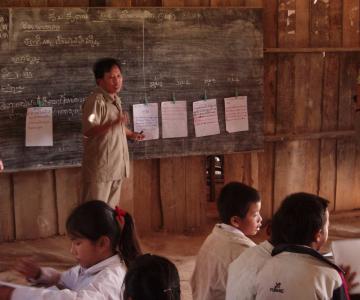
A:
[[0, 7, 263, 171]]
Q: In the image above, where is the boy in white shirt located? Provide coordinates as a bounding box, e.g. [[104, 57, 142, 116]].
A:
[[190, 182, 262, 300], [255, 192, 350, 300]]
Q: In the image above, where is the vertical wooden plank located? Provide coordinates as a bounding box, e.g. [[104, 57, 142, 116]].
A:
[[258, 144, 274, 221], [259, 53, 277, 220], [55, 168, 81, 235], [336, 138, 360, 210], [162, 0, 184, 6], [63, 0, 89, 5], [245, 0, 262, 7], [160, 157, 186, 233], [105, 0, 131, 6], [29, 0, 47, 6], [278, 0, 296, 47], [131, 0, 162, 6], [310, 0, 342, 47], [263, 0, 277, 48], [224, 153, 247, 185], [0, 174, 14, 241], [295, 0, 309, 47], [120, 160, 134, 215], [274, 140, 319, 212], [133, 159, 161, 235], [319, 54, 340, 211], [274, 53, 322, 210], [184, 0, 210, 6], [13, 171, 58, 239], [336, 53, 359, 211], [343, 0, 359, 47], [185, 156, 206, 232], [294, 54, 323, 132], [210, 0, 245, 6], [276, 54, 295, 134]]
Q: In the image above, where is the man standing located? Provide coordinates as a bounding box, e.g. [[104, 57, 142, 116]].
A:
[[82, 58, 144, 207]]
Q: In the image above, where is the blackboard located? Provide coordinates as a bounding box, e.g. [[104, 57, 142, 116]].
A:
[[0, 7, 263, 171]]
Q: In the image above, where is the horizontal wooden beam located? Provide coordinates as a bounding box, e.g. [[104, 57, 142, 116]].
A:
[[264, 47, 360, 53], [265, 130, 355, 142]]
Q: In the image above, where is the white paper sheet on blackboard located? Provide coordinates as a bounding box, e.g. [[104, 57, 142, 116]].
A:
[[133, 103, 159, 141], [224, 96, 249, 133], [161, 101, 188, 138], [332, 239, 360, 294], [193, 98, 220, 137], [25, 107, 53, 147]]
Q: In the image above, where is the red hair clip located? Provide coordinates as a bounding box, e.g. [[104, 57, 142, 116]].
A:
[[115, 206, 127, 226]]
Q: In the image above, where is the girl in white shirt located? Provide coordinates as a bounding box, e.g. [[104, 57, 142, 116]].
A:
[[0, 200, 142, 300]]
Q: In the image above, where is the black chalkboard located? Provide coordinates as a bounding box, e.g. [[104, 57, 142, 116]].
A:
[[0, 7, 263, 171]]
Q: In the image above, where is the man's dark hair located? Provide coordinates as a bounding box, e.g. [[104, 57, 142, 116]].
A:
[[93, 57, 121, 80], [217, 182, 260, 224], [271, 192, 329, 246]]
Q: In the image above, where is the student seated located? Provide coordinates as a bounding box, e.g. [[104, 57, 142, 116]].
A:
[[0, 200, 142, 300], [226, 222, 274, 300], [255, 192, 350, 300], [190, 182, 262, 300], [123, 254, 180, 300]]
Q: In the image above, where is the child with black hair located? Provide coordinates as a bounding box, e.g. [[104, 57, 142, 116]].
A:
[[190, 181, 262, 300], [255, 192, 350, 300], [0, 200, 142, 300], [123, 254, 180, 300]]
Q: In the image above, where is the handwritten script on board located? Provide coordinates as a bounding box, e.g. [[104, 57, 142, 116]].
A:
[[0, 8, 263, 171]]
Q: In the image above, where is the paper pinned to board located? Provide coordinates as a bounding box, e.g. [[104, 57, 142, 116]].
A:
[[332, 239, 360, 294], [161, 100, 188, 138], [25, 107, 53, 147], [133, 103, 159, 141], [193, 98, 220, 137], [224, 96, 249, 133]]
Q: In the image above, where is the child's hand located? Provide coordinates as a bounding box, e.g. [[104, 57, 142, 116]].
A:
[[341, 265, 359, 291], [15, 257, 41, 280], [0, 286, 14, 300]]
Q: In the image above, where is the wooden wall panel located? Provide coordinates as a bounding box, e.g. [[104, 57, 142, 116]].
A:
[[274, 53, 323, 210], [278, 0, 296, 47], [132, 159, 161, 235], [104, 0, 131, 6], [336, 53, 359, 210], [13, 171, 58, 239], [343, 0, 359, 47], [295, 0, 309, 47], [318, 54, 340, 210], [274, 140, 319, 211], [160, 157, 187, 233], [185, 156, 206, 232], [0, 174, 14, 241], [55, 168, 81, 235], [310, 0, 342, 47], [263, 0, 277, 48]]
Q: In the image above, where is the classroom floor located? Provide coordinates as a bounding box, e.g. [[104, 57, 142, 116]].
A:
[[0, 209, 360, 300]]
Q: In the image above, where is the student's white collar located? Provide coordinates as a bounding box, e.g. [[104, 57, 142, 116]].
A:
[[79, 254, 121, 276]]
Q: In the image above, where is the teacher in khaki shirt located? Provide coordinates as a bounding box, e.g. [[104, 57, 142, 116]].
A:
[[82, 58, 144, 208]]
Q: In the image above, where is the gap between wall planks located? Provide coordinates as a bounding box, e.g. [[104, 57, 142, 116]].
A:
[[2, 0, 360, 242]]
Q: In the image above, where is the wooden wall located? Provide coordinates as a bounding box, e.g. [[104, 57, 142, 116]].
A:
[[0, 0, 359, 241]]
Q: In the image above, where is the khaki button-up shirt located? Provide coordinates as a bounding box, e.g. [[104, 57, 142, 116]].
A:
[[82, 87, 130, 182]]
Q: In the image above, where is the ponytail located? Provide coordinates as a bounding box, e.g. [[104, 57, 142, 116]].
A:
[[114, 208, 142, 268], [66, 200, 142, 268]]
